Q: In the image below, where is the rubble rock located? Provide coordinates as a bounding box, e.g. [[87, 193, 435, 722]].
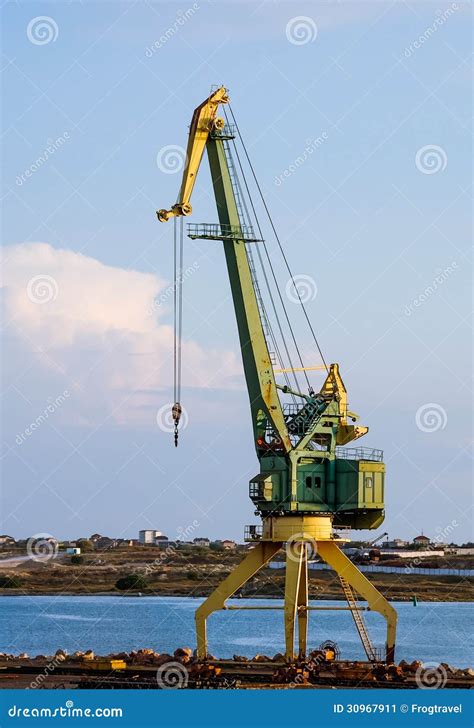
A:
[[83, 650, 95, 661], [174, 647, 193, 663]]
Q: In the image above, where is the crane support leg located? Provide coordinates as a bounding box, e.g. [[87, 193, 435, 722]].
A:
[[317, 540, 397, 663], [195, 541, 282, 659], [284, 541, 309, 660], [297, 545, 308, 658]]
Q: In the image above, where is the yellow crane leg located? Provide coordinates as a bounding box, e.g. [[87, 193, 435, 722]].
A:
[[317, 540, 397, 663], [297, 545, 308, 658], [284, 541, 306, 661], [195, 541, 282, 659]]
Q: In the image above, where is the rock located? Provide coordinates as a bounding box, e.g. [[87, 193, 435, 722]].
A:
[[233, 655, 247, 662], [83, 650, 95, 661], [110, 652, 129, 661], [18, 653, 28, 659], [174, 647, 192, 658], [154, 653, 174, 667], [272, 653, 285, 662], [54, 649, 67, 661], [174, 647, 192, 663], [71, 651, 84, 661], [253, 654, 271, 662]]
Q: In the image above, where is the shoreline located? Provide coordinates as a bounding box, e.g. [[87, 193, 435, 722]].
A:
[[0, 591, 472, 603]]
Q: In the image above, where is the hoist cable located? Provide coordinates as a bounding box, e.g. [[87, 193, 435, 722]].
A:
[[177, 216, 184, 398], [224, 108, 314, 390], [227, 104, 329, 375], [172, 217, 184, 446], [228, 146, 298, 404]]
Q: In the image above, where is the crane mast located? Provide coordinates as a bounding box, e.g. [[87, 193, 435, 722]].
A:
[[157, 86, 397, 664]]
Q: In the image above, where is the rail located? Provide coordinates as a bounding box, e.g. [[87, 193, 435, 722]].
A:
[[187, 223, 262, 242], [336, 446, 383, 462]]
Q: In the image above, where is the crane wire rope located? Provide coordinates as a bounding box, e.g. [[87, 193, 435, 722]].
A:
[[225, 139, 299, 403], [172, 215, 184, 446], [224, 108, 314, 391], [224, 109, 312, 391], [227, 104, 329, 375]]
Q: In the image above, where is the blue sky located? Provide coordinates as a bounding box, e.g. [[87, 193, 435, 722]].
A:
[[1, 0, 472, 544]]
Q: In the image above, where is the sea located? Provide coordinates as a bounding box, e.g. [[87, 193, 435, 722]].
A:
[[0, 596, 472, 667]]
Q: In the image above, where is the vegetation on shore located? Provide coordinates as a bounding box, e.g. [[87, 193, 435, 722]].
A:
[[0, 546, 472, 602]]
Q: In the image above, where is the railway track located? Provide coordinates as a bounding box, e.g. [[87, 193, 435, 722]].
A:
[[0, 658, 472, 690]]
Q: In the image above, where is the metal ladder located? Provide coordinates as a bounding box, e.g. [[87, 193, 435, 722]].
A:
[[339, 575, 378, 662]]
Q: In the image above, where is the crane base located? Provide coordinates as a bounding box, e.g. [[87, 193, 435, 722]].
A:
[[195, 516, 397, 663]]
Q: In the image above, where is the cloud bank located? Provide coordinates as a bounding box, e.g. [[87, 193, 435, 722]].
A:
[[1, 243, 241, 428]]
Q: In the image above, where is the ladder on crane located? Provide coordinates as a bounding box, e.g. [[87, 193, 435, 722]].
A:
[[339, 575, 378, 662]]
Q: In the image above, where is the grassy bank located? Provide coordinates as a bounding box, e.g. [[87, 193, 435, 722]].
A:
[[0, 546, 472, 602]]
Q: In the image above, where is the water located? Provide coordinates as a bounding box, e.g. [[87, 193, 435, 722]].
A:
[[0, 596, 472, 667]]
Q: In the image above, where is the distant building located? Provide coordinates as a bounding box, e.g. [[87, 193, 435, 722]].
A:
[[0, 535, 16, 548], [116, 539, 135, 548], [88, 536, 118, 550], [383, 538, 407, 549], [193, 538, 210, 547], [139, 530, 163, 545], [413, 534, 431, 546], [221, 540, 237, 550]]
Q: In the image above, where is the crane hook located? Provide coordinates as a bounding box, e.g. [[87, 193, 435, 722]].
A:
[[172, 402, 182, 447]]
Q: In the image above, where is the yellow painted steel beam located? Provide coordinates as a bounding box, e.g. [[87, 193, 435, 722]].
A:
[[284, 542, 305, 660], [297, 545, 308, 658], [195, 541, 282, 659], [317, 540, 397, 663]]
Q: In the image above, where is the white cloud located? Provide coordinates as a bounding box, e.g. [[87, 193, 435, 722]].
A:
[[1, 242, 241, 427]]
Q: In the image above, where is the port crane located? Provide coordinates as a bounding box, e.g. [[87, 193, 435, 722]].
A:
[[157, 86, 397, 663]]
